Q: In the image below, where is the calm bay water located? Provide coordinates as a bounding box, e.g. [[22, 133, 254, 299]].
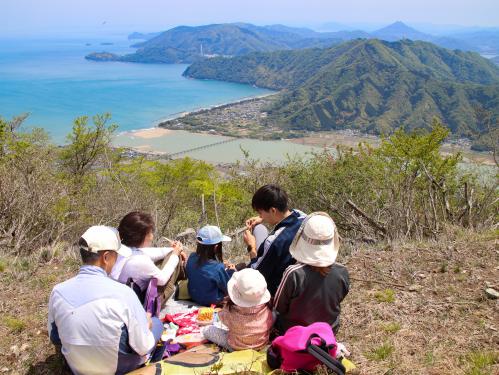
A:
[[0, 35, 272, 143]]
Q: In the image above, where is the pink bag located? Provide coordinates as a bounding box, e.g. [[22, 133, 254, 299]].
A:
[[267, 322, 344, 373]]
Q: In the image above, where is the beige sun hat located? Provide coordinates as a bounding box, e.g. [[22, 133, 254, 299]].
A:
[[290, 212, 339, 267], [227, 268, 271, 308]]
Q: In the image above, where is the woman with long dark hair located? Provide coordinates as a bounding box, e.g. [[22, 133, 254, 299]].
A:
[[111, 211, 186, 303], [185, 225, 233, 306]]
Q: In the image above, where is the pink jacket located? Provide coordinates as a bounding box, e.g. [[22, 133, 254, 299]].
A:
[[219, 303, 273, 350]]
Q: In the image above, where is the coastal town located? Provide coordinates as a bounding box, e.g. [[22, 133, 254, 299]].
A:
[[157, 94, 297, 140]]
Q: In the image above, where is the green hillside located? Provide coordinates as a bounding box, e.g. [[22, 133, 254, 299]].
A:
[[89, 23, 343, 64], [184, 39, 499, 139], [86, 22, 499, 64]]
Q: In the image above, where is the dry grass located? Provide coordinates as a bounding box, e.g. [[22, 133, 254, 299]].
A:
[[0, 229, 497, 374], [340, 229, 499, 374]]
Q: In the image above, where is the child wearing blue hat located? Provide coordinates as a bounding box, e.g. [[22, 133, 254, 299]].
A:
[[186, 225, 234, 306]]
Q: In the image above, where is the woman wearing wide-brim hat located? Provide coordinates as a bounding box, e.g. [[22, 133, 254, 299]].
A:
[[273, 212, 350, 335]]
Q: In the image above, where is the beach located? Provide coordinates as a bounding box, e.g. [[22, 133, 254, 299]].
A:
[[126, 127, 173, 139]]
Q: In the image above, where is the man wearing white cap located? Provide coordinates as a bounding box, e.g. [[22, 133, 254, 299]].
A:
[[47, 226, 163, 375], [273, 212, 350, 335]]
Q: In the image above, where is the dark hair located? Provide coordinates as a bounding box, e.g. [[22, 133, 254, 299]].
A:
[[195, 243, 223, 267], [79, 238, 101, 264], [251, 184, 289, 212], [118, 211, 155, 247]]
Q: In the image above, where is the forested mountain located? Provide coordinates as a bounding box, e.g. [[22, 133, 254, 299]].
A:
[[184, 39, 499, 138], [127, 31, 161, 40], [88, 23, 345, 63], [87, 22, 499, 64], [372, 21, 433, 41], [448, 29, 499, 55]]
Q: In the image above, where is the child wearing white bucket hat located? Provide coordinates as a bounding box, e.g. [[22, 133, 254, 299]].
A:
[[273, 212, 350, 335], [202, 268, 273, 351]]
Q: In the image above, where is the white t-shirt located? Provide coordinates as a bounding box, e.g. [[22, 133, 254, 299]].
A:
[[111, 245, 179, 291]]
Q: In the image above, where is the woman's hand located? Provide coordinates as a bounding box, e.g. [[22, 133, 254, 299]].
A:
[[172, 240, 183, 256]]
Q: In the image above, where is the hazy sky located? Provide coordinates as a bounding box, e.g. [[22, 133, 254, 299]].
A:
[[4, 0, 499, 36]]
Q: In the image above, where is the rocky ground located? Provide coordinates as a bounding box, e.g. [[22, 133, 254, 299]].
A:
[[0, 229, 497, 374]]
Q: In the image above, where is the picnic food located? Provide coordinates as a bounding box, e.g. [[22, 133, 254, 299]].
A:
[[197, 307, 214, 322]]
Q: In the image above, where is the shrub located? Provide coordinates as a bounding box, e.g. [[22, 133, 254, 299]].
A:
[[465, 350, 499, 375], [374, 289, 396, 303], [366, 342, 395, 361], [2, 316, 26, 333], [381, 322, 401, 334]]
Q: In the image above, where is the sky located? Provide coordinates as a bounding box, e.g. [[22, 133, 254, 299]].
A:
[[3, 0, 499, 36]]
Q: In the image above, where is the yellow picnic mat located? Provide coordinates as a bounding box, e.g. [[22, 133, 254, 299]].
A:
[[127, 346, 356, 374], [127, 348, 270, 374]]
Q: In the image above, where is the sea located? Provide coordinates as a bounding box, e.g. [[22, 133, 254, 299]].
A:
[[0, 34, 273, 144]]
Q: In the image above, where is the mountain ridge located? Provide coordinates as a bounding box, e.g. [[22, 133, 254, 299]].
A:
[[87, 22, 499, 64], [184, 39, 499, 140]]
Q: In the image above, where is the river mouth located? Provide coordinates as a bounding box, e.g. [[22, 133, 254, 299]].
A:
[[114, 129, 325, 164]]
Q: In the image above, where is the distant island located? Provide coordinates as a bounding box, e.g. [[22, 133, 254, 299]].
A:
[[86, 21, 499, 64], [183, 39, 499, 150], [100, 42, 114, 46], [86, 52, 120, 62]]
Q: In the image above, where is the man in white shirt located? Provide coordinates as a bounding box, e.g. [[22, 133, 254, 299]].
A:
[[48, 226, 163, 375]]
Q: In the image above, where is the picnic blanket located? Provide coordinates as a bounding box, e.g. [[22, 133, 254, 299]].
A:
[[127, 346, 270, 375], [127, 345, 356, 374], [159, 298, 200, 319], [164, 310, 200, 335]]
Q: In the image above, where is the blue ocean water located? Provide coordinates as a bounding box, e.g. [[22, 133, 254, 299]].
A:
[[0, 35, 272, 143]]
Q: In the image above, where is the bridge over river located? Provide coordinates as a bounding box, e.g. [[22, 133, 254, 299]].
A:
[[165, 138, 238, 159]]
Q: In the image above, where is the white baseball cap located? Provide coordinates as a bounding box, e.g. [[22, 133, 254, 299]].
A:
[[80, 226, 131, 258]]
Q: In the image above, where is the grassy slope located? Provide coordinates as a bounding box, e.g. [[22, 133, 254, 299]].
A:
[[0, 230, 498, 374]]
